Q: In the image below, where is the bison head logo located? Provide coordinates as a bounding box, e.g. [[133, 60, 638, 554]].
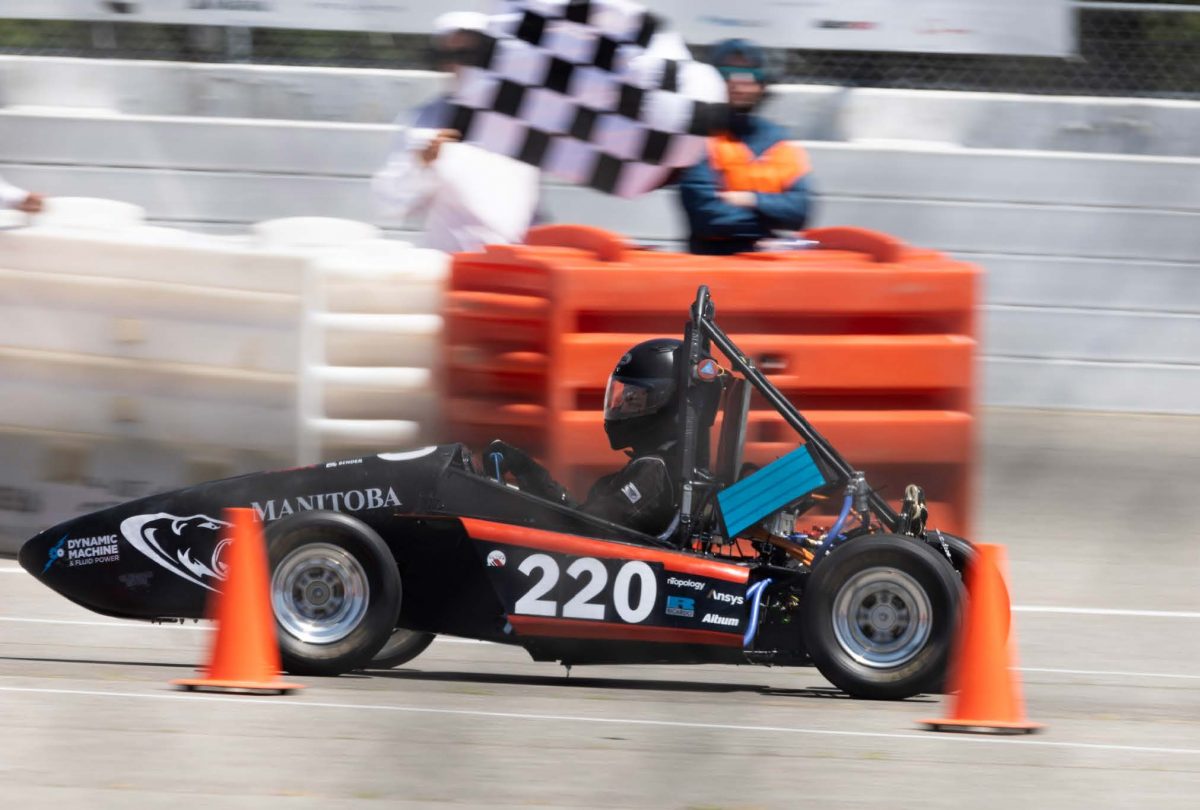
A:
[[119, 513, 233, 592]]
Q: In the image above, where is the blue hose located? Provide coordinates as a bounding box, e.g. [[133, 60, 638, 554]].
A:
[[488, 452, 504, 482], [742, 578, 773, 648], [812, 492, 854, 563]]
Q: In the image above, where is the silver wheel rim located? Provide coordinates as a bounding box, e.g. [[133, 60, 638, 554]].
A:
[[831, 567, 932, 669], [271, 543, 370, 645]]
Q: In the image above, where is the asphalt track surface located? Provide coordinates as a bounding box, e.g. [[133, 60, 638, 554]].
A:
[[1, 409, 1198, 808]]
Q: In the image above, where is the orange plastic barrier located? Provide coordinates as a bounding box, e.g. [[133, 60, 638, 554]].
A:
[[444, 226, 980, 537]]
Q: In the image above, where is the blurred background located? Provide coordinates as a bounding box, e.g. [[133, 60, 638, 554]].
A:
[[1, 4, 1199, 807], [0, 0, 1197, 555]]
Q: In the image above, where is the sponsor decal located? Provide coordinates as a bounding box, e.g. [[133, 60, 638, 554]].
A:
[[45, 533, 121, 572], [324, 458, 363, 469], [816, 20, 878, 31], [620, 482, 642, 504], [701, 613, 739, 627], [120, 512, 232, 592], [698, 15, 767, 30], [917, 25, 974, 36], [250, 487, 400, 522], [118, 571, 154, 590], [695, 358, 721, 381], [666, 576, 705, 591], [42, 534, 67, 574], [665, 595, 695, 618], [188, 1, 271, 12], [486, 549, 507, 568], [708, 589, 745, 607]]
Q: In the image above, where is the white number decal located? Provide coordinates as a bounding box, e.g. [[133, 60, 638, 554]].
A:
[[514, 553, 558, 617], [511, 555, 659, 624], [562, 557, 608, 620], [612, 560, 656, 624]]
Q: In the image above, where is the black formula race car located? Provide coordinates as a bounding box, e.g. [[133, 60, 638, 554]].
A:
[[19, 287, 970, 699]]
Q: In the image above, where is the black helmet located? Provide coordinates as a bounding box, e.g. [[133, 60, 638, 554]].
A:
[[603, 338, 682, 453]]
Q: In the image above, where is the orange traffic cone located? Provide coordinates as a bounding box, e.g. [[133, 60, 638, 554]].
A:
[[173, 508, 303, 695], [920, 543, 1040, 734]]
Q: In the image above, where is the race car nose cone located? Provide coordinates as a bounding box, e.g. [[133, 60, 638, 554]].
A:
[[18, 528, 62, 580], [17, 520, 127, 614]]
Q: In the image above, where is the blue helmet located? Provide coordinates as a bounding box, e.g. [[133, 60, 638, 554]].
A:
[[709, 38, 771, 85]]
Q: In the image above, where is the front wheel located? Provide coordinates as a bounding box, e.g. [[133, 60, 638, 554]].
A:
[[266, 511, 401, 676], [802, 534, 962, 700]]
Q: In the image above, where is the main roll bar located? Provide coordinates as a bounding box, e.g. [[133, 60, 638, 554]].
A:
[[678, 285, 901, 540]]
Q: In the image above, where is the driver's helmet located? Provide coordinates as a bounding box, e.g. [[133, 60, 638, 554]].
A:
[[603, 338, 681, 453]]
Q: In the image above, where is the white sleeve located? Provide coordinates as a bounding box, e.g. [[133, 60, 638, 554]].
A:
[[370, 104, 445, 222], [0, 175, 29, 209]]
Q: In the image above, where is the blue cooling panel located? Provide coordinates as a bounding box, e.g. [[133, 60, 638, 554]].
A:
[[716, 445, 826, 538]]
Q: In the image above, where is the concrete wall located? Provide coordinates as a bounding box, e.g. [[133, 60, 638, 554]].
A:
[[7, 56, 1200, 156], [2, 57, 1198, 415], [0, 56, 446, 123]]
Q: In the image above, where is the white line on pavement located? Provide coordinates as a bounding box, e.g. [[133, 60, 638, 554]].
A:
[[3, 617, 1199, 681], [0, 617, 491, 638], [1014, 606, 1200, 619], [0, 616, 212, 631], [0, 684, 1196, 757], [1021, 667, 1200, 681]]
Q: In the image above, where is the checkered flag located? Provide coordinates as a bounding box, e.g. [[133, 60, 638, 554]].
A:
[[448, 0, 728, 198]]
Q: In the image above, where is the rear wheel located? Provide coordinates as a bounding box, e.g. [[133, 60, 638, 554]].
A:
[[802, 534, 961, 700], [266, 511, 401, 676], [368, 628, 437, 669]]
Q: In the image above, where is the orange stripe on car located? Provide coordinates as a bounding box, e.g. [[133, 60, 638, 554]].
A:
[[460, 517, 749, 584]]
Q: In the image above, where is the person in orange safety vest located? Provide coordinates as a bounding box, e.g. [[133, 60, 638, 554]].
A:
[[678, 39, 812, 255]]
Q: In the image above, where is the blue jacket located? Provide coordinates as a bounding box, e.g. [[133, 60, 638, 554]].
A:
[[678, 114, 813, 255]]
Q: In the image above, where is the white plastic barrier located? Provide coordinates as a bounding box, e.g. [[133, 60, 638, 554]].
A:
[[0, 206, 446, 551], [0, 208, 306, 454], [289, 232, 449, 464], [252, 216, 381, 249], [34, 196, 147, 230]]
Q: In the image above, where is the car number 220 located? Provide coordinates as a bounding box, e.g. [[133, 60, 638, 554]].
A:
[[513, 554, 656, 624]]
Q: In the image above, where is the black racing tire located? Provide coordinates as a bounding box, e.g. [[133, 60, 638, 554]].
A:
[[802, 534, 962, 700], [925, 530, 974, 577], [368, 628, 437, 669], [265, 511, 401, 677]]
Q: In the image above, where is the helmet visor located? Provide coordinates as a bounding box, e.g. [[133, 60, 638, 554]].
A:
[[604, 376, 675, 422]]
